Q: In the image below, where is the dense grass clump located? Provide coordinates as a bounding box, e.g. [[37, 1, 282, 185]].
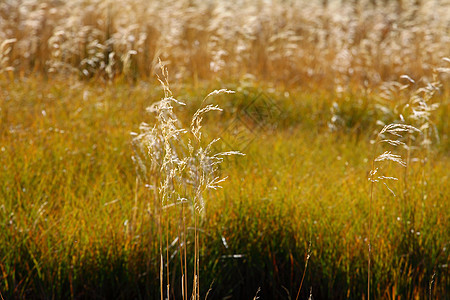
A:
[[0, 76, 448, 299]]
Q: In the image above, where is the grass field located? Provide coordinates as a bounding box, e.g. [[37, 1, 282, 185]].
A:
[[1, 0, 449, 299]]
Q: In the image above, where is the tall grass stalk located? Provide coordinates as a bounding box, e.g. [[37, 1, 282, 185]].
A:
[[132, 61, 242, 299], [295, 243, 311, 300], [368, 123, 420, 299], [367, 60, 448, 297]]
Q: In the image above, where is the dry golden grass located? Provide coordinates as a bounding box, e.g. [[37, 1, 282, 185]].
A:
[[1, 0, 449, 88], [1, 0, 449, 299]]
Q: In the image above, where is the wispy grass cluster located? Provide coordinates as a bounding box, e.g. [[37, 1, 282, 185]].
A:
[[131, 63, 242, 299], [365, 62, 449, 299], [0, 0, 448, 87]]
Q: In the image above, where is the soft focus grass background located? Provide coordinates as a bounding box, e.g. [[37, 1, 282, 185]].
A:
[[1, 0, 449, 87], [1, 0, 449, 299]]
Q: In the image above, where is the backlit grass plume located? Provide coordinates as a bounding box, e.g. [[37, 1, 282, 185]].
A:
[[367, 123, 420, 299], [131, 61, 243, 300]]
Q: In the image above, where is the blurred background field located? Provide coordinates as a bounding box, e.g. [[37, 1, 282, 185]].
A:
[[0, 0, 449, 299], [1, 0, 449, 86]]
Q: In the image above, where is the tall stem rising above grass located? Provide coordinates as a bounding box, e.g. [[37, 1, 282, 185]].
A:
[[367, 123, 420, 299], [132, 61, 243, 299]]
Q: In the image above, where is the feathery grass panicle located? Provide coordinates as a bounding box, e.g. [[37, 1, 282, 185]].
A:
[[367, 121, 420, 299], [374, 151, 406, 167], [366, 64, 447, 298], [0, 38, 17, 73], [191, 105, 222, 141], [365, 59, 449, 297], [378, 123, 420, 137], [132, 63, 242, 299], [203, 89, 235, 103]]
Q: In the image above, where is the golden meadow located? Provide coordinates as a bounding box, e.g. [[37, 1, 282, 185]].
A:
[[0, 0, 449, 299]]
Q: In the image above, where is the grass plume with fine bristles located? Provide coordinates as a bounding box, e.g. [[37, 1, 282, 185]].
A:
[[365, 63, 448, 299], [367, 123, 420, 299], [132, 61, 243, 299]]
